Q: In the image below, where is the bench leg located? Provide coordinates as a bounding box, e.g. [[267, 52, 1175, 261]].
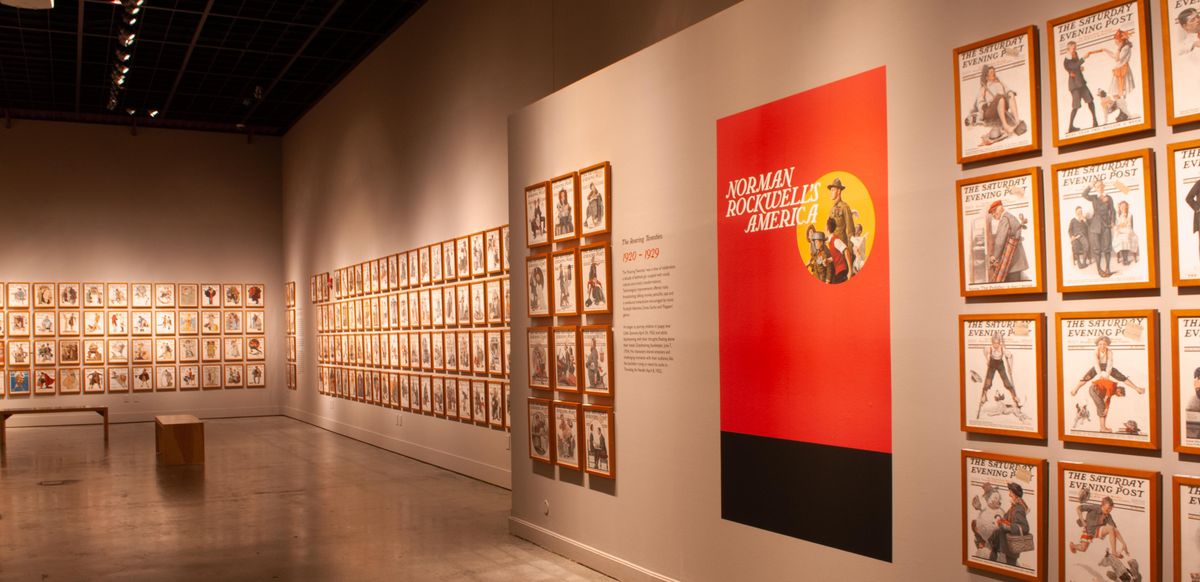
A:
[[1, 414, 6, 450], [101, 411, 109, 444]]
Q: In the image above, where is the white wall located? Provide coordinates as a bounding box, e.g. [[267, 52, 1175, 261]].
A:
[[0, 121, 283, 425], [507, 0, 1200, 580], [280, 0, 739, 488]]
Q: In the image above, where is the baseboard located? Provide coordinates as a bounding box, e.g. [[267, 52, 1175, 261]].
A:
[[508, 516, 678, 582], [1, 406, 282, 428], [280, 405, 512, 489]]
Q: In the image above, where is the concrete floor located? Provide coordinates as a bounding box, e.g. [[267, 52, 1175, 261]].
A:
[[0, 416, 609, 582]]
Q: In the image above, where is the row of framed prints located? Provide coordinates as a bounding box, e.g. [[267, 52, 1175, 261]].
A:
[[957, 145, 1200, 295], [526, 243, 611, 317], [0, 309, 266, 337], [954, 0, 1200, 163], [315, 277, 511, 333], [0, 282, 265, 309], [1, 363, 266, 395], [525, 162, 611, 247], [957, 450, 1200, 582], [5, 336, 265, 367], [310, 225, 510, 304], [317, 366, 510, 430], [528, 398, 614, 478], [957, 310, 1200, 453], [287, 280, 297, 390], [317, 330, 510, 377], [528, 325, 612, 396]]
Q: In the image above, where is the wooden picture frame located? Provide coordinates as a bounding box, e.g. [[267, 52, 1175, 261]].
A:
[[1161, 0, 1200, 125], [1058, 462, 1158, 582], [578, 243, 613, 313], [107, 367, 130, 393], [58, 368, 81, 394], [107, 339, 129, 364], [130, 283, 153, 308], [442, 240, 457, 282], [582, 404, 615, 478], [1172, 309, 1200, 454], [58, 311, 80, 336], [31, 368, 55, 395], [224, 363, 245, 388], [579, 162, 612, 237], [155, 365, 177, 391], [1047, 0, 1153, 146], [1168, 139, 1200, 286], [1051, 149, 1157, 293], [551, 248, 579, 316], [82, 283, 104, 308], [57, 283, 80, 308], [1173, 474, 1200, 580], [961, 450, 1046, 581], [179, 283, 199, 308], [58, 339, 81, 366], [154, 283, 176, 308], [32, 283, 55, 308], [1056, 310, 1158, 449], [82, 367, 105, 394], [526, 181, 551, 248], [580, 325, 614, 397], [222, 284, 243, 308], [485, 228, 503, 275], [956, 167, 1045, 296], [529, 397, 554, 463], [201, 364, 222, 389], [959, 313, 1046, 439], [131, 365, 153, 391], [470, 232, 486, 277], [245, 283, 265, 307], [955, 24, 1041, 163], [418, 246, 432, 286], [455, 238, 470, 281], [552, 326, 580, 393], [7, 283, 29, 308], [553, 400, 583, 470], [200, 284, 221, 308], [179, 365, 200, 390], [550, 172, 580, 243], [487, 381, 505, 429], [527, 253, 551, 318]]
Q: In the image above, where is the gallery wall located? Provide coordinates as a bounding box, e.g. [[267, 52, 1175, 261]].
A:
[[506, 0, 1200, 580], [0, 120, 283, 424], [280, 0, 738, 488]]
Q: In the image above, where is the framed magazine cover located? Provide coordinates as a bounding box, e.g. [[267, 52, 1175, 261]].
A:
[[1174, 474, 1200, 580], [959, 314, 1045, 439], [961, 450, 1046, 581], [1161, 0, 1200, 125], [1051, 149, 1156, 293], [552, 326, 579, 393], [954, 27, 1040, 163], [1058, 462, 1158, 582], [527, 254, 551, 318], [579, 162, 611, 236], [580, 325, 613, 396], [1168, 139, 1200, 286], [1047, 0, 1153, 147], [1173, 310, 1200, 454], [956, 167, 1044, 296], [1056, 310, 1158, 449], [551, 172, 580, 243], [579, 243, 613, 313], [553, 400, 583, 470], [552, 248, 579, 316], [583, 405, 615, 478], [528, 397, 554, 463], [486, 228, 503, 275]]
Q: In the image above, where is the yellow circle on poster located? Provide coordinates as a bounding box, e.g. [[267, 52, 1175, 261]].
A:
[[795, 171, 877, 284]]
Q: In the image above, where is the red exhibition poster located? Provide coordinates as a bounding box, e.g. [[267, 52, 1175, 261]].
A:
[[717, 67, 892, 561]]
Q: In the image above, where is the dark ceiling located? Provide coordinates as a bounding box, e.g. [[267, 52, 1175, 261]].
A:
[[0, 0, 425, 136]]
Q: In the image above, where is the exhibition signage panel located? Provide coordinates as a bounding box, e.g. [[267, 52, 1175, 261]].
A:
[[717, 67, 892, 562]]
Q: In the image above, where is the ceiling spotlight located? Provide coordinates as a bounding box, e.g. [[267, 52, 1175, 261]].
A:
[[124, 14, 137, 26], [115, 63, 129, 74], [125, 108, 136, 116], [126, 5, 139, 16], [148, 110, 159, 118], [119, 31, 136, 47], [116, 49, 130, 62]]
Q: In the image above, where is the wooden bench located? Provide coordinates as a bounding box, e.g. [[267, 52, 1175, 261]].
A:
[[0, 406, 109, 449], [155, 414, 204, 465]]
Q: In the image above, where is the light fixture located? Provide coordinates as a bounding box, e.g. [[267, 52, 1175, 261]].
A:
[[125, 108, 136, 116], [116, 49, 130, 62], [115, 63, 129, 74], [147, 110, 159, 118], [124, 14, 137, 26], [119, 31, 136, 47]]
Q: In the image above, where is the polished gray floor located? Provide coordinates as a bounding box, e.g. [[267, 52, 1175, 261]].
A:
[[0, 416, 609, 581]]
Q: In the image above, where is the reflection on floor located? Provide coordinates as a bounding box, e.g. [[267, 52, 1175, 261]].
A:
[[0, 416, 609, 581]]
